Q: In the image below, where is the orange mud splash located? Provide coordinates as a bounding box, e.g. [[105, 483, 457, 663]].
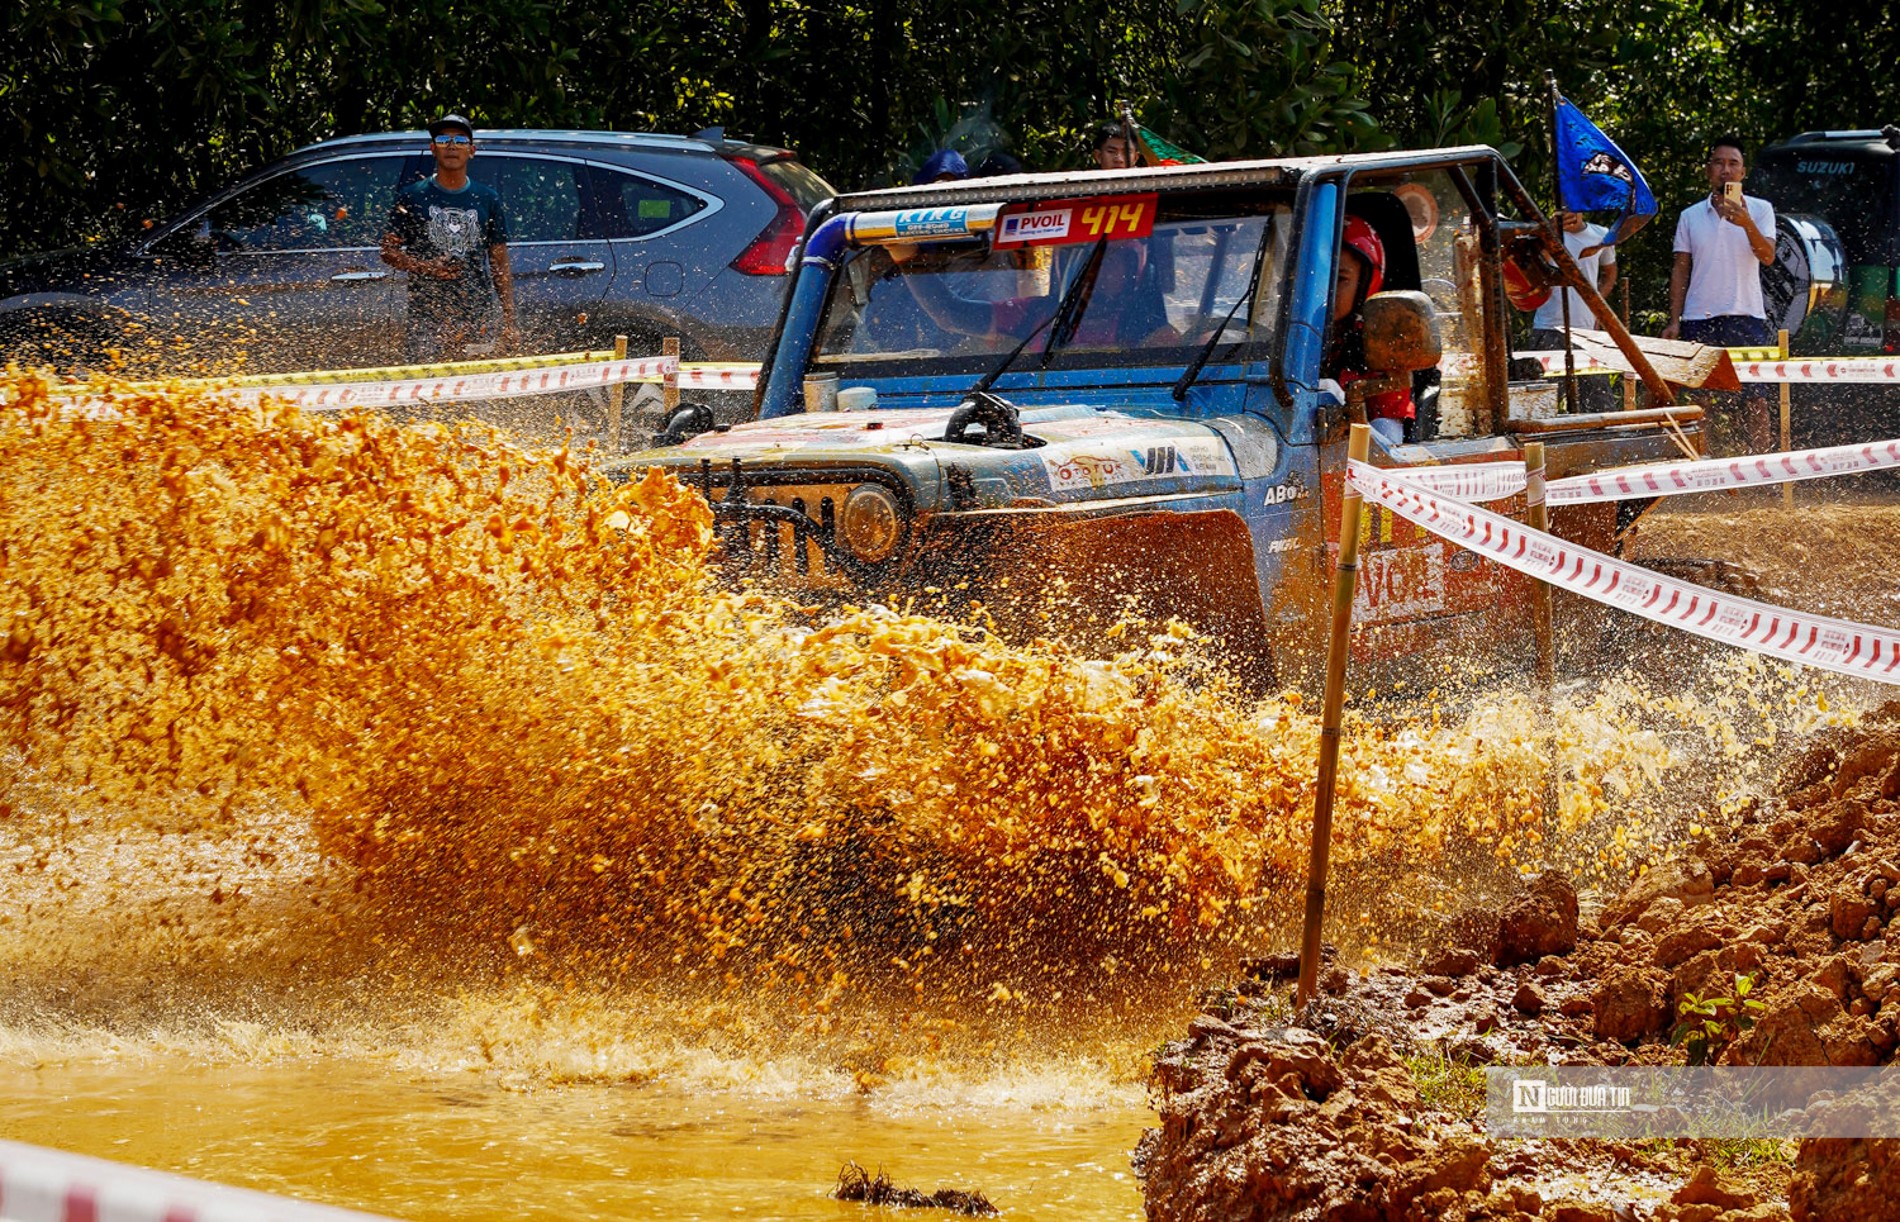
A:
[[0, 370, 1856, 1069]]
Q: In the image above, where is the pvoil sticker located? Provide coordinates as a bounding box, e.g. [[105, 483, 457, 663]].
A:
[[999, 208, 1073, 245]]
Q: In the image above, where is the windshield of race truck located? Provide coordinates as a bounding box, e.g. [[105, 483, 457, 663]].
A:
[[811, 198, 1288, 376]]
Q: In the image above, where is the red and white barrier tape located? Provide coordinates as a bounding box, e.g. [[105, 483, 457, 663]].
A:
[[31, 356, 764, 416], [1551, 437, 1900, 503], [677, 364, 760, 390], [1392, 436, 1900, 507], [1386, 462, 1530, 504], [1348, 459, 1900, 686], [224, 357, 674, 410], [1456, 350, 1900, 383], [0, 1138, 396, 1222], [1511, 350, 1617, 375], [1732, 358, 1900, 383]]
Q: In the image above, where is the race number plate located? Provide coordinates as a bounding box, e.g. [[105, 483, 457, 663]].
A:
[[993, 194, 1157, 249]]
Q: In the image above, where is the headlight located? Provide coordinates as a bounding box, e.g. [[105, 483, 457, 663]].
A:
[[839, 484, 903, 563]]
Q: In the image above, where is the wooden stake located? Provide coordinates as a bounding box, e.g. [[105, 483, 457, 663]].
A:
[[1779, 328, 1794, 508], [1621, 281, 1638, 410], [606, 333, 628, 452], [1298, 423, 1371, 1009], [1525, 441, 1555, 691], [663, 335, 681, 416]]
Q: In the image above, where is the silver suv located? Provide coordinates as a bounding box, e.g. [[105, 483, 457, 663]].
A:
[[0, 128, 833, 374]]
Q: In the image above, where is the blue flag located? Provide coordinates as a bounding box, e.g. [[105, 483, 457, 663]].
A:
[[1553, 97, 1656, 249]]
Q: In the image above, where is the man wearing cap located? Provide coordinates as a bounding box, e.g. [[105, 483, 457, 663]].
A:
[[381, 114, 518, 360]]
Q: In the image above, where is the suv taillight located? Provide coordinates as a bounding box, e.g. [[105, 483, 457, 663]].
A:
[[730, 157, 804, 276]]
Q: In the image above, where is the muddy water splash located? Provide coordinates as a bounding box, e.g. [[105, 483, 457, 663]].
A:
[[0, 370, 1853, 1077]]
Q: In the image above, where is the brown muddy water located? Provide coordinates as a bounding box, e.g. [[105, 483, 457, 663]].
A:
[[0, 1055, 1148, 1219], [0, 371, 1887, 1217]]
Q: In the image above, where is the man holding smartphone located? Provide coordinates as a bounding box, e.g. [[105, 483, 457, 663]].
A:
[[1662, 136, 1776, 449]]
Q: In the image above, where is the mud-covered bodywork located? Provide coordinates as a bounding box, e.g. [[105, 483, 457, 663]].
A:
[[613, 146, 1703, 690]]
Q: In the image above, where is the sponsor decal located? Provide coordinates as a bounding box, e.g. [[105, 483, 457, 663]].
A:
[[891, 208, 973, 239], [1356, 542, 1447, 621], [997, 207, 1073, 245], [1039, 435, 1234, 492], [1263, 479, 1309, 506], [994, 194, 1157, 249]]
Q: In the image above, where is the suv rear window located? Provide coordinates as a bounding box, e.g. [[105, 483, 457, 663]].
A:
[[755, 158, 833, 212], [597, 168, 708, 238]]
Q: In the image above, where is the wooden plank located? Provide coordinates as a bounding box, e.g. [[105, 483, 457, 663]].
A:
[[1564, 329, 1742, 392]]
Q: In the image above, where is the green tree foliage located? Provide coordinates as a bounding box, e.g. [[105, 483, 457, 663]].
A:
[[6, 0, 1900, 321], [0, 0, 1380, 260]]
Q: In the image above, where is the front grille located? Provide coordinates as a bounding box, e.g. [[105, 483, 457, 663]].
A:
[[714, 482, 858, 586]]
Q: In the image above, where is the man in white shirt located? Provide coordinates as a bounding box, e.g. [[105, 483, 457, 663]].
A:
[[1661, 136, 1776, 450], [1530, 211, 1617, 409]]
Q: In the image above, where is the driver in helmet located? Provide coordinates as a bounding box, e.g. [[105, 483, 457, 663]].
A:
[[1323, 215, 1414, 445]]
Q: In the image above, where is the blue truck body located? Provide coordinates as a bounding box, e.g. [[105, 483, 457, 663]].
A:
[[614, 146, 1700, 689]]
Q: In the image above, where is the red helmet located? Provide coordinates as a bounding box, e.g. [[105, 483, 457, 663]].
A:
[[1342, 215, 1386, 298], [1503, 255, 1552, 312]]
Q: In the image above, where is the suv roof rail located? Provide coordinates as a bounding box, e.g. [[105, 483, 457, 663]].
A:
[[287, 128, 784, 158], [1784, 128, 1891, 144]]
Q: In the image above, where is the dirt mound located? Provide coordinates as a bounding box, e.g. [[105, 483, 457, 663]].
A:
[[1139, 717, 1900, 1220]]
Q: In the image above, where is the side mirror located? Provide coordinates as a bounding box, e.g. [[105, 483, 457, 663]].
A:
[[1362, 290, 1442, 374]]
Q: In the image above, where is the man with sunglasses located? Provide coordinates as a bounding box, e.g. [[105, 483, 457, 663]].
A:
[[381, 114, 518, 360]]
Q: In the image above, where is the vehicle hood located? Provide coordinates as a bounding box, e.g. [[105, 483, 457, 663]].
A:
[[618, 403, 1243, 510]]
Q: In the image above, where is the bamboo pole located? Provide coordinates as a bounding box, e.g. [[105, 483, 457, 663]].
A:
[[606, 333, 628, 451], [1298, 422, 1371, 1009], [1779, 328, 1794, 508]]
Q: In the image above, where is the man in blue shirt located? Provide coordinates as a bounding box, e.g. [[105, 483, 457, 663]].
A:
[[381, 114, 518, 361]]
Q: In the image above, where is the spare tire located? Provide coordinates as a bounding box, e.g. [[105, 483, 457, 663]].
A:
[[1761, 214, 1849, 352]]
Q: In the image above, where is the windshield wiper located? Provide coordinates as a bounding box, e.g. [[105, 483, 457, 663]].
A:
[[969, 237, 1109, 396], [1172, 227, 1274, 401]]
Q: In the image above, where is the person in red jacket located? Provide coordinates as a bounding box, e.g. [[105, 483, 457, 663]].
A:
[[1323, 215, 1414, 445]]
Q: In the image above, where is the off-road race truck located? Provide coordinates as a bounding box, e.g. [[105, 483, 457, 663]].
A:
[[612, 146, 1709, 691]]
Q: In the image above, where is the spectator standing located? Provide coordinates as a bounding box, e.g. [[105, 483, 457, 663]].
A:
[[381, 114, 518, 361], [1661, 135, 1776, 450], [1093, 122, 1138, 170], [1530, 211, 1617, 410]]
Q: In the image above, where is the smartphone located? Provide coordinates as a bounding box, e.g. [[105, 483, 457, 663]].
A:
[[1723, 181, 1743, 204]]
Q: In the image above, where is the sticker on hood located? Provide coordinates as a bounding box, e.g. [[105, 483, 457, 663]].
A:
[[1039, 435, 1236, 493]]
